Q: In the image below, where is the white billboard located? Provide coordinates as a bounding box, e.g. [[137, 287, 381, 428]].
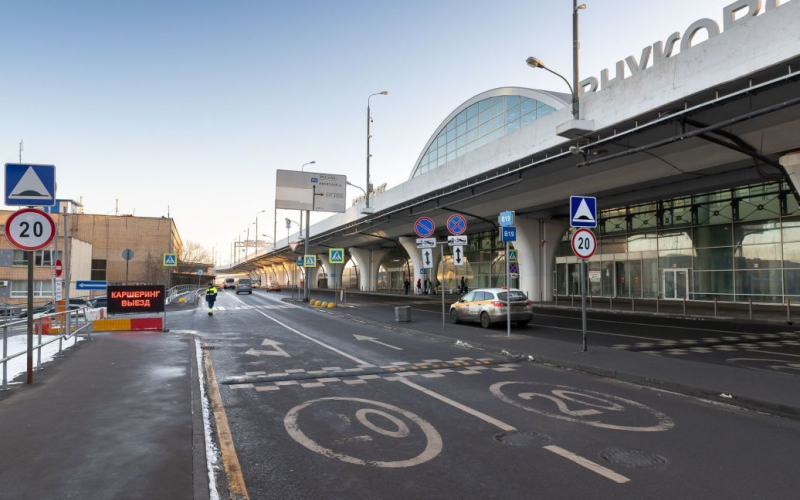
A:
[[275, 170, 347, 213]]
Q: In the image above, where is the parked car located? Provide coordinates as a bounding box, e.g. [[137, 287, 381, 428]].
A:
[[20, 298, 90, 318], [236, 278, 253, 295], [223, 278, 235, 290], [90, 296, 107, 308], [0, 300, 22, 317], [268, 281, 281, 292], [449, 288, 532, 328]]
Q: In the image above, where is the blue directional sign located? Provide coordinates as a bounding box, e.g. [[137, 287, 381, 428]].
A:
[[446, 214, 467, 235], [498, 211, 515, 227], [570, 196, 597, 228], [5, 163, 56, 207], [76, 280, 107, 291], [414, 217, 435, 238], [329, 248, 345, 264], [501, 226, 517, 242], [297, 257, 303, 267]]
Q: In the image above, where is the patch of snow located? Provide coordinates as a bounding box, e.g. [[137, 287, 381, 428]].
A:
[[455, 339, 473, 348], [2, 334, 83, 384], [194, 339, 220, 500]]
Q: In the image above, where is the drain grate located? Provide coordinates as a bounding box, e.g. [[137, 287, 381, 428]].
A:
[[599, 448, 669, 469], [493, 431, 551, 447]]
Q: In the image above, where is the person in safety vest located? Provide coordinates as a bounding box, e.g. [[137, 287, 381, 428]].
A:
[[205, 283, 218, 316]]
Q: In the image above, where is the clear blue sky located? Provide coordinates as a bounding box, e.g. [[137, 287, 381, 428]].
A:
[[0, 0, 734, 264]]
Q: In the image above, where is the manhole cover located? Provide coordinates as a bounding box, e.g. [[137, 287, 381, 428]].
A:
[[599, 448, 669, 469], [493, 431, 551, 447]]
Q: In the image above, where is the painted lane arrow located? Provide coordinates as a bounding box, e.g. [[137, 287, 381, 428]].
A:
[[245, 338, 290, 357], [353, 334, 403, 351]]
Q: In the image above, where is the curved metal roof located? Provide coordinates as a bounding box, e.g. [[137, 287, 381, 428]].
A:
[[409, 87, 570, 179]]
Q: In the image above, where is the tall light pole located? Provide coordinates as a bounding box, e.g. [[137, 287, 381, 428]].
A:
[[526, 2, 586, 119], [254, 210, 265, 257], [366, 91, 388, 209]]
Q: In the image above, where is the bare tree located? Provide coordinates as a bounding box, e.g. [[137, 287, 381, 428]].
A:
[[178, 241, 211, 265]]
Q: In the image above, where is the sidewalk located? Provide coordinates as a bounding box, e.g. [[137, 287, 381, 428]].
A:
[[302, 290, 800, 422], [0, 331, 208, 500]]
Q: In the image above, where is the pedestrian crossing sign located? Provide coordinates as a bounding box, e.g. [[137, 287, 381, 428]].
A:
[[163, 253, 177, 267], [508, 250, 518, 263], [303, 255, 317, 268], [329, 248, 345, 264]]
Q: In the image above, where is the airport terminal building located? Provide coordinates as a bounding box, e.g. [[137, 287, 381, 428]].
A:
[[230, 0, 800, 306]]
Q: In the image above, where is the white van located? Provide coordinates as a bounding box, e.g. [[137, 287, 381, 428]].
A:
[[223, 278, 235, 290]]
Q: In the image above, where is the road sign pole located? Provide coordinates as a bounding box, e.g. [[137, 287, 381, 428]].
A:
[[26, 250, 33, 384], [304, 208, 310, 302], [581, 258, 588, 352], [506, 241, 511, 338], [333, 263, 338, 307], [63, 210, 69, 303], [441, 243, 445, 329]]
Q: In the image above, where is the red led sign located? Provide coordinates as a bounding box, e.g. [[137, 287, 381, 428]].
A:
[[107, 285, 166, 315]]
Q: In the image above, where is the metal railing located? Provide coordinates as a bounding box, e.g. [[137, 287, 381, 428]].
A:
[[1, 306, 93, 390], [166, 284, 204, 305]]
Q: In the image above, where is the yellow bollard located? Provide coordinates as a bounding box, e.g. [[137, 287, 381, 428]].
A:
[[178, 297, 186, 303], [327, 302, 335, 308], [320, 302, 328, 308]]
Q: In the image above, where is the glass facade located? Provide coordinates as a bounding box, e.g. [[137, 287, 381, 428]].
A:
[[555, 181, 800, 304], [411, 95, 555, 178]]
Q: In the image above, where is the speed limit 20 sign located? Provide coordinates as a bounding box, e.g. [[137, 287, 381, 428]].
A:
[[5, 208, 57, 251], [571, 228, 597, 259]]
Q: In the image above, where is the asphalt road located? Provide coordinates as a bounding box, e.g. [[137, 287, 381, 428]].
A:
[[298, 289, 800, 378], [173, 290, 800, 499]]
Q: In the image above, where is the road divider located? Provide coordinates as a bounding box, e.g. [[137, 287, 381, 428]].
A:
[[92, 317, 163, 332]]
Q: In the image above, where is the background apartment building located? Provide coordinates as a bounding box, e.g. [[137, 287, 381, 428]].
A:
[[0, 201, 182, 305]]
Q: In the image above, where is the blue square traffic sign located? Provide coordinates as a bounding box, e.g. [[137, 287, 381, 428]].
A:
[[570, 196, 597, 228], [5, 163, 56, 207], [498, 211, 515, 227], [501, 226, 516, 242]]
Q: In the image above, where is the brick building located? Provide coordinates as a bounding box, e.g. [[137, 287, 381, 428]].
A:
[[0, 202, 182, 305]]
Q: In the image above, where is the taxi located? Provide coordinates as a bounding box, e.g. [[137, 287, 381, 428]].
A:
[[449, 287, 533, 328]]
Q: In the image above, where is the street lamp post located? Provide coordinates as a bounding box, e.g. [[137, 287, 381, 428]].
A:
[[366, 91, 388, 209], [254, 210, 265, 257], [526, 2, 586, 119]]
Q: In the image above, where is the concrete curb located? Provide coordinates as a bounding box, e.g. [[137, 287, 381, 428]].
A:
[[190, 337, 211, 500], [316, 306, 800, 423]]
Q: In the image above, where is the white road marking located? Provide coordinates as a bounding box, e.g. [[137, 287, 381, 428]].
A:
[[490, 381, 674, 432], [543, 445, 630, 484], [284, 397, 443, 468], [394, 378, 517, 432], [529, 323, 667, 342], [245, 339, 290, 358], [242, 300, 375, 367], [534, 312, 781, 336], [353, 334, 404, 351]]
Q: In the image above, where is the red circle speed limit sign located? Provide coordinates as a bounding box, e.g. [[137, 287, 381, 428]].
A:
[[571, 228, 597, 259], [4, 208, 57, 251]]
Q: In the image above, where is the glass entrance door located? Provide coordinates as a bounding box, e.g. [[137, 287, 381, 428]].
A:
[[662, 269, 689, 299]]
